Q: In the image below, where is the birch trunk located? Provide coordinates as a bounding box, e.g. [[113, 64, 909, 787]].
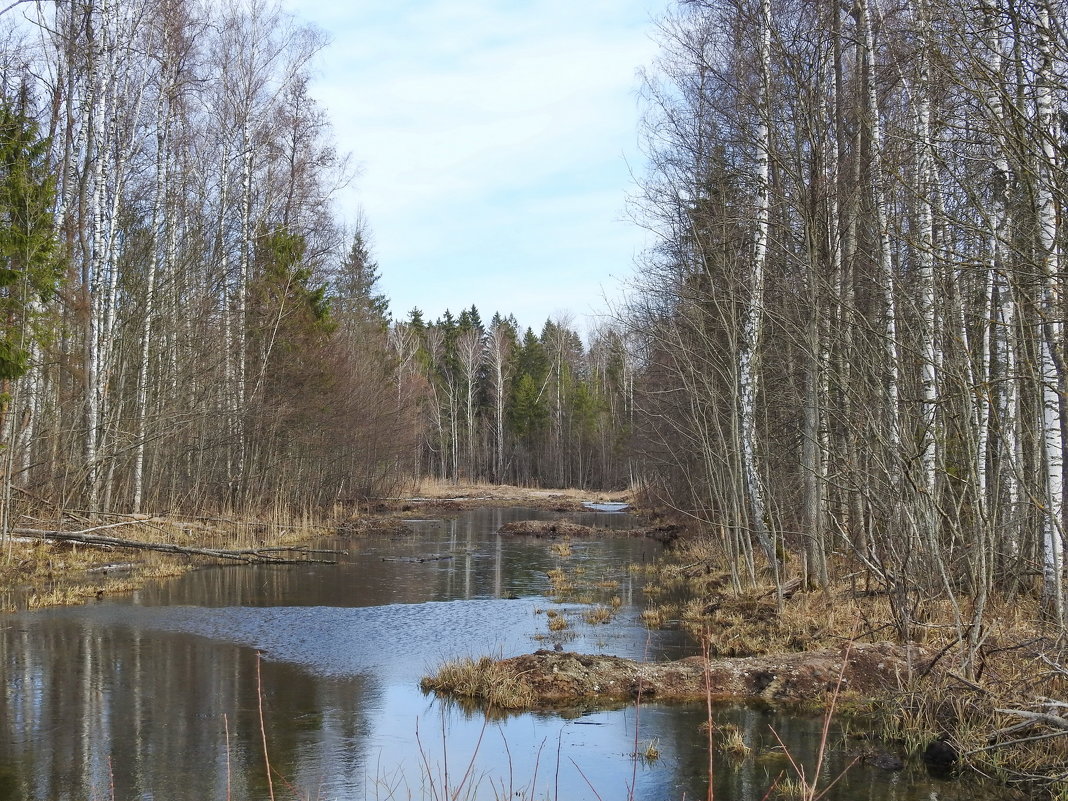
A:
[[738, 0, 775, 565], [133, 83, 170, 513], [1034, 0, 1064, 621], [859, 0, 902, 484]]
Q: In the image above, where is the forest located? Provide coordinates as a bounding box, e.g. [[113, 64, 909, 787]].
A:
[[1, 0, 1067, 644], [0, 0, 636, 518], [628, 0, 1068, 657]]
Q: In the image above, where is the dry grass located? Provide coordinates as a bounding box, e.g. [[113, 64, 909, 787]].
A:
[[636, 533, 1068, 792], [545, 568, 573, 594], [411, 479, 634, 511], [772, 775, 806, 800], [638, 739, 660, 762], [420, 656, 535, 709], [584, 605, 613, 624], [715, 723, 752, 758], [549, 540, 573, 558], [0, 505, 329, 612], [640, 607, 666, 628], [641, 542, 1047, 661], [548, 614, 569, 631]]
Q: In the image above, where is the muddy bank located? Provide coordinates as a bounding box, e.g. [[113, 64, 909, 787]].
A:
[[335, 517, 413, 537], [497, 519, 683, 543], [425, 642, 930, 708]]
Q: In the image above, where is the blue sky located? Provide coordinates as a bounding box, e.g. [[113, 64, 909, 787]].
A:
[[279, 0, 664, 334]]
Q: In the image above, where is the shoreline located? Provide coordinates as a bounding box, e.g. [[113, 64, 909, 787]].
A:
[[4, 485, 1065, 795]]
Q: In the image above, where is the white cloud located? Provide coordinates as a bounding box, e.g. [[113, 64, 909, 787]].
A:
[[281, 0, 664, 332]]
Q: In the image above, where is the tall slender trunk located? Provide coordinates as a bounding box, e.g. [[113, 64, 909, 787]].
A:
[[133, 88, 170, 513], [914, 0, 938, 500], [1034, 0, 1064, 620], [860, 0, 900, 470], [738, 0, 775, 565]]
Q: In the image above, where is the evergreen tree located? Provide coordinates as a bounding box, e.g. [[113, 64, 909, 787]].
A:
[[249, 225, 334, 401], [0, 89, 61, 383], [334, 224, 389, 328]]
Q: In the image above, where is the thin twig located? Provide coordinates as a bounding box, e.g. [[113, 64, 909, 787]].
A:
[[966, 729, 1068, 756], [256, 654, 275, 801], [994, 709, 1068, 730]]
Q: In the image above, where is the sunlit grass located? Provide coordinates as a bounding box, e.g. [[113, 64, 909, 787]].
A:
[[420, 656, 535, 709], [547, 614, 569, 631], [584, 605, 613, 624], [549, 539, 573, 557]]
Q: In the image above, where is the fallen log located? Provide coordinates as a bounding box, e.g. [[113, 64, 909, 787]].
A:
[[13, 526, 339, 564]]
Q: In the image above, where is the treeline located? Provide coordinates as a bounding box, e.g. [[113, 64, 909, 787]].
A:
[[0, 0, 638, 527], [389, 308, 633, 489], [628, 0, 1068, 639], [0, 0, 420, 519]]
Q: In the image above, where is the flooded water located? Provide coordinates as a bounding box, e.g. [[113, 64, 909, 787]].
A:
[[0, 507, 1000, 800]]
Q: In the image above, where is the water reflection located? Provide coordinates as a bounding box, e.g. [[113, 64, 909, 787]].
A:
[[0, 508, 1000, 800]]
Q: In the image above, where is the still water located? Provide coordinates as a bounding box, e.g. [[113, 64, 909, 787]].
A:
[[0, 507, 996, 800]]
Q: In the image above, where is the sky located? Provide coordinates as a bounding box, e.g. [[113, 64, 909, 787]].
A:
[[278, 0, 665, 335]]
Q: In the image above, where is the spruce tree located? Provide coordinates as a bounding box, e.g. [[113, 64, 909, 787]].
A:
[[0, 89, 61, 384]]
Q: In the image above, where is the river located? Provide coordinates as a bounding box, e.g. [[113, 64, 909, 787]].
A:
[[0, 507, 1000, 800]]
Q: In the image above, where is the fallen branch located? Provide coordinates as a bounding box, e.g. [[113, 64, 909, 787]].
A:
[[13, 526, 338, 564], [967, 729, 1068, 757], [994, 709, 1068, 731]]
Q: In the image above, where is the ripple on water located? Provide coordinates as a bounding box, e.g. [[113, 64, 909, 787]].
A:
[[27, 597, 665, 682]]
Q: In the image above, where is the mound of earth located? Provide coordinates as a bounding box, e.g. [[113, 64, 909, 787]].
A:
[[497, 520, 600, 538], [497, 520, 685, 543], [336, 517, 413, 537], [459, 643, 930, 706]]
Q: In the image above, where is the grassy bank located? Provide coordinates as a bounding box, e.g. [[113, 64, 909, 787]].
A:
[[425, 513, 1068, 797], [0, 507, 334, 611], [650, 540, 1068, 795], [0, 482, 627, 612]]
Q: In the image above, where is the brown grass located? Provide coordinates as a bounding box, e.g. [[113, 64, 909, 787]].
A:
[[549, 540, 573, 557], [637, 533, 1067, 791], [420, 656, 535, 709], [0, 507, 329, 612], [413, 478, 633, 506], [719, 723, 752, 758], [547, 614, 569, 631], [584, 605, 613, 624], [640, 606, 668, 628]]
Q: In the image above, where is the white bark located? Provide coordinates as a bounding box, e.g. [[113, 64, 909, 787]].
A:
[[737, 0, 775, 564], [456, 328, 484, 480], [1034, 0, 1064, 619], [859, 0, 902, 470], [981, 0, 1020, 560], [133, 62, 173, 513], [914, 0, 937, 499], [486, 324, 511, 482]]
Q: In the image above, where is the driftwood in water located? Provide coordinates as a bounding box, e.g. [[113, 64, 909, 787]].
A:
[[13, 521, 339, 564]]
